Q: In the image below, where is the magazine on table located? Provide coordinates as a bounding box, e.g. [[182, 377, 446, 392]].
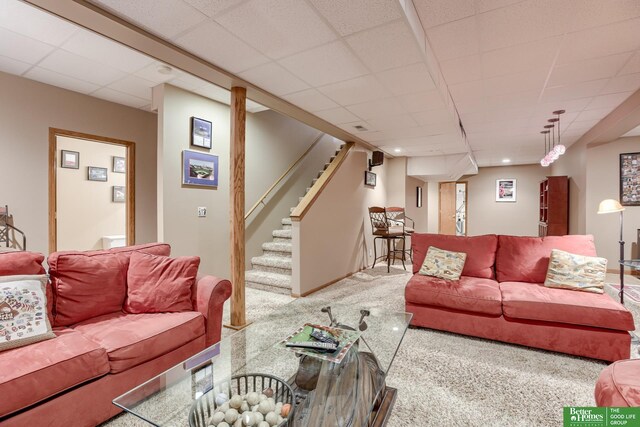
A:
[[279, 323, 361, 364]]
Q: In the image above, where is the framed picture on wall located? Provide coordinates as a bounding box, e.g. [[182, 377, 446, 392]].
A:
[[112, 186, 125, 203], [88, 166, 108, 182], [496, 178, 516, 202], [364, 171, 376, 187], [417, 186, 423, 207], [620, 152, 640, 206], [191, 117, 212, 149], [61, 150, 79, 169], [113, 156, 126, 173], [182, 150, 218, 188]]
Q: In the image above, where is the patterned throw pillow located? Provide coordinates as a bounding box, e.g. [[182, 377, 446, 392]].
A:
[[419, 246, 467, 280], [0, 275, 55, 352], [544, 249, 607, 293]]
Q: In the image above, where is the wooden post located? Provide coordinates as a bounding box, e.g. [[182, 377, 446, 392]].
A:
[[230, 86, 248, 329]]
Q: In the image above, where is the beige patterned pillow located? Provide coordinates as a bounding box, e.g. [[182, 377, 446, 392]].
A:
[[544, 249, 607, 293], [0, 275, 55, 352], [419, 246, 467, 280]]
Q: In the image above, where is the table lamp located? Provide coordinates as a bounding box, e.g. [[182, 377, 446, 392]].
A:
[[597, 199, 625, 304]]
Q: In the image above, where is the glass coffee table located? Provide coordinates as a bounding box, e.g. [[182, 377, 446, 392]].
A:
[[113, 299, 411, 426]]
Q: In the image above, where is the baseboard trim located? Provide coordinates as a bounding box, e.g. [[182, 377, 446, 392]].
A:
[[291, 266, 367, 298]]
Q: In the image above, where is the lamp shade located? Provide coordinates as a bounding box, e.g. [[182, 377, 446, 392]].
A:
[[597, 199, 625, 214]]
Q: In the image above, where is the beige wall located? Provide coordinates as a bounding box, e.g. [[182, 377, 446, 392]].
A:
[[385, 157, 406, 207], [56, 136, 126, 251], [0, 71, 157, 254], [426, 181, 440, 233], [586, 136, 640, 266], [293, 149, 388, 296], [405, 176, 427, 232], [551, 140, 588, 234], [466, 165, 548, 236]]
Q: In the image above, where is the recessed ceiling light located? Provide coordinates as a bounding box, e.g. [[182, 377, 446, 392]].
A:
[[394, 148, 402, 153], [502, 158, 511, 163], [157, 65, 173, 75]]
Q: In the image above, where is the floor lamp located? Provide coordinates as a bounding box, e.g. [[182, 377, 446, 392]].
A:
[[597, 199, 625, 304]]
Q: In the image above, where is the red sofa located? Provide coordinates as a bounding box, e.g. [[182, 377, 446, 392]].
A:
[[406, 233, 635, 362], [0, 243, 232, 427]]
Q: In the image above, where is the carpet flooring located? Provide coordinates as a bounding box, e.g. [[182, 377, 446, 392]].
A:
[[104, 267, 639, 427]]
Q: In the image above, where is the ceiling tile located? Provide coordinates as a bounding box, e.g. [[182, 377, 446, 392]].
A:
[[558, 18, 640, 65], [239, 62, 309, 96], [600, 73, 640, 95], [411, 109, 456, 127], [278, 41, 367, 87], [38, 49, 126, 86], [107, 75, 155, 100], [574, 107, 614, 122], [338, 120, 372, 133], [215, 0, 336, 59], [194, 84, 231, 104], [314, 107, 361, 124], [484, 68, 547, 96], [318, 75, 390, 105], [183, 0, 246, 17], [92, 87, 149, 108], [346, 20, 423, 72], [24, 66, 100, 94], [585, 92, 633, 111], [548, 53, 632, 87], [375, 63, 435, 96], [367, 114, 418, 131], [427, 16, 480, 61], [0, 0, 77, 46], [169, 73, 209, 91], [0, 27, 55, 64], [134, 62, 180, 84], [568, 0, 640, 33], [308, 0, 402, 36], [398, 90, 447, 113], [474, 0, 524, 14], [413, 0, 476, 29], [567, 118, 601, 131], [282, 89, 339, 112], [541, 79, 609, 104], [439, 54, 482, 85], [88, 0, 207, 39], [175, 21, 269, 74], [61, 29, 155, 73], [346, 98, 405, 120], [0, 55, 31, 75], [619, 51, 640, 76], [481, 36, 559, 79]]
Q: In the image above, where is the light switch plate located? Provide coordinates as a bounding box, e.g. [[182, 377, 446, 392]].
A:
[[197, 207, 207, 217]]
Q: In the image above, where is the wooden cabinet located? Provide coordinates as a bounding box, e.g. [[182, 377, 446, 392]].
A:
[[538, 176, 569, 237]]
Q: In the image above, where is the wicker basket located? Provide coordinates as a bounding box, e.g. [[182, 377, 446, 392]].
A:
[[188, 373, 295, 427]]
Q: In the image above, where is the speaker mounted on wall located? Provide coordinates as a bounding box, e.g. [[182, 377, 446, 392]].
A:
[[369, 151, 384, 171]]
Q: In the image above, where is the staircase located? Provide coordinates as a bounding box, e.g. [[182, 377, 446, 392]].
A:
[[245, 145, 344, 294]]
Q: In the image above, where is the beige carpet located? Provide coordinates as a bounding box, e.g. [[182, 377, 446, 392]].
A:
[[105, 267, 638, 427]]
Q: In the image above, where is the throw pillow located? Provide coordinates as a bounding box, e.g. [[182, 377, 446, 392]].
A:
[[544, 249, 607, 293], [419, 246, 467, 280], [124, 251, 200, 314], [0, 275, 55, 352]]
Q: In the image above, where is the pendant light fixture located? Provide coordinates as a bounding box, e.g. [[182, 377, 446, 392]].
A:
[[538, 109, 566, 166], [540, 130, 551, 167], [552, 110, 566, 155]]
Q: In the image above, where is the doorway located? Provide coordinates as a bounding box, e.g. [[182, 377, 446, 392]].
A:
[[49, 128, 135, 252], [439, 182, 467, 236]]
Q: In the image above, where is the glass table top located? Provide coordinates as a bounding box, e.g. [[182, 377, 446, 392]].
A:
[[113, 298, 412, 426], [620, 259, 640, 269]]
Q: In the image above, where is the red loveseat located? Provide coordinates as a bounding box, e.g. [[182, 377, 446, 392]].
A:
[[0, 243, 232, 427], [405, 233, 634, 362]]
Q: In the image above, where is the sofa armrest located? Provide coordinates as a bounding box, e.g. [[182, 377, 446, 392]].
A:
[[192, 275, 232, 346]]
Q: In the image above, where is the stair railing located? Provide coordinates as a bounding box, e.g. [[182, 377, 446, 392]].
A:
[[0, 205, 27, 250], [245, 132, 325, 221]]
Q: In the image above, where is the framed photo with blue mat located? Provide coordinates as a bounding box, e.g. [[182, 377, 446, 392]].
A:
[[191, 117, 212, 149], [182, 150, 218, 188]]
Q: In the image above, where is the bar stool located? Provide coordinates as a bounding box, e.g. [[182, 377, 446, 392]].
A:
[[368, 207, 406, 272]]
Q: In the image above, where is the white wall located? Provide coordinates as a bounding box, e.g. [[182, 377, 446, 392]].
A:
[[406, 175, 427, 232], [0, 71, 157, 254], [465, 165, 549, 236], [56, 136, 126, 251], [427, 181, 440, 233]]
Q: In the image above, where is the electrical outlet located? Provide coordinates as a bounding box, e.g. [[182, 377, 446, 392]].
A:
[[197, 207, 207, 217]]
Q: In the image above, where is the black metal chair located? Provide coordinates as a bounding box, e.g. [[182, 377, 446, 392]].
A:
[[368, 207, 406, 272], [386, 206, 414, 262]]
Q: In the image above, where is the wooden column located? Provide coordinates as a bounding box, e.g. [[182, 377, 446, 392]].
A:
[[230, 86, 248, 329]]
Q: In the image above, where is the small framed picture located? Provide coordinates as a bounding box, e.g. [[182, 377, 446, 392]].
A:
[[88, 166, 108, 182], [620, 152, 640, 206], [61, 150, 79, 169], [183, 150, 218, 188], [417, 186, 423, 208], [113, 156, 126, 173], [496, 178, 516, 202], [365, 171, 376, 187], [112, 186, 125, 203], [191, 117, 212, 149]]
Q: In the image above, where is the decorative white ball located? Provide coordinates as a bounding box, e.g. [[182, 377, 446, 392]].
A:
[[265, 411, 278, 426], [241, 412, 256, 426], [233, 419, 243, 427], [278, 416, 284, 424], [258, 400, 271, 415], [209, 411, 226, 425], [246, 392, 260, 406], [218, 403, 230, 413], [229, 395, 243, 409], [254, 412, 264, 424], [257, 422, 270, 427], [215, 393, 229, 406], [259, 394, 268, 402], [225, 408, 239, 424], [218, 423, 230, 427], [240, 402, 250, 413]]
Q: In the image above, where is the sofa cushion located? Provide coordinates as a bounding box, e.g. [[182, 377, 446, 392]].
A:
[[405, 274, 502, 316], [500, 282, 635, 331], [0, 251, 45, 276], [496, 235, 597, 283], [72, 311, 205, 374], [419, 246, 467, 280], [0, 327, 109, 417], [125, 252, 199, 314], [544, 249, 607, 293], [411, 233, 498, 279], [595, 360, 640, 407], [48, 243, 171, 327]]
